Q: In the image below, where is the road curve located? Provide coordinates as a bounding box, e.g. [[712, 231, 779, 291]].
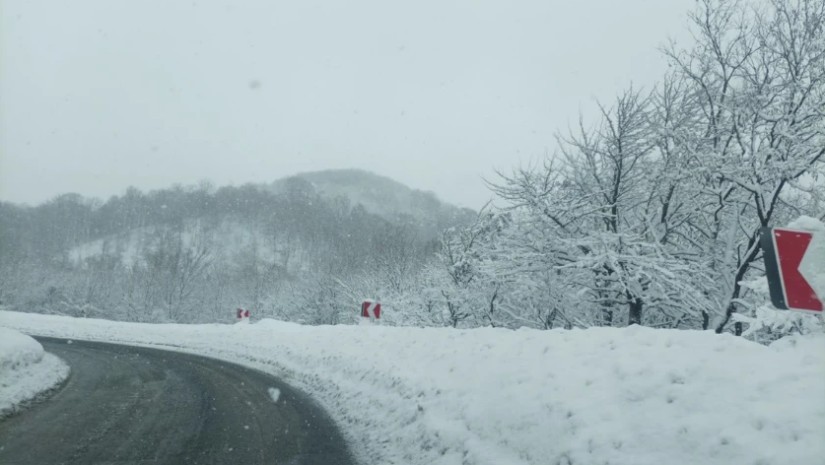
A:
[[0, 337, 354, 465]]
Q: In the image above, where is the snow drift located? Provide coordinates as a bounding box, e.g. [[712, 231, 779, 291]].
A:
[[0, 326, 69, 417], [1, 310, 822, 465]]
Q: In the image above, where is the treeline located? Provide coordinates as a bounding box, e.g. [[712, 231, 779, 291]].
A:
[[0, 177, 441, 324]]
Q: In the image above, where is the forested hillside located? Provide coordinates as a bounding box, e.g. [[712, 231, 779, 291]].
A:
[[270, 169, 470, 238], [0, 171, 473, 324]]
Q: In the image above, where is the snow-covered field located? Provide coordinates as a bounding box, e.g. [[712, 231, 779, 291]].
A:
[[0, 326, 69, 417], [1, 310, 823, 465]]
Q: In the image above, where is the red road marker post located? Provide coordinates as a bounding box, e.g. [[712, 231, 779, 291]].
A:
[[360, 300, 382, 324], [761, 227, 824, 313]]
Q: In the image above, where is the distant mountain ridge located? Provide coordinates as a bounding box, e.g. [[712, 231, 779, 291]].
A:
[[269, 169, 475, 237]]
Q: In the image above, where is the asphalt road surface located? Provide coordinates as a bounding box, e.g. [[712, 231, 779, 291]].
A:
[[0, 337, 354, 465]]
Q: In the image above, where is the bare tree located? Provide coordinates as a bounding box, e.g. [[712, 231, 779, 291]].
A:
[[665, 0, 825, 332]]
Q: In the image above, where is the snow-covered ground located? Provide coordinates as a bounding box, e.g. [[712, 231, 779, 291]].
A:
[[1, 310, 823, 465], [0, 326, 70, 417]]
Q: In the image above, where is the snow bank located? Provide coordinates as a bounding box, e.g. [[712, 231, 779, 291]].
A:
[[1, 311, 823, 465], [0, 327, 70, 417], [786, 215, 825, 233]]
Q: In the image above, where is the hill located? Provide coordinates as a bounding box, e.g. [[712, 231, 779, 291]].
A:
[[0, 170, 475, 324], [270, 169, 475, 238]]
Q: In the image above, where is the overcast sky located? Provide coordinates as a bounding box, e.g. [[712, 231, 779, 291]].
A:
[[0, 0, 693, 209]]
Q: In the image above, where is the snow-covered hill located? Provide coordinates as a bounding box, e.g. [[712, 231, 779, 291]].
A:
[[3, 310, 822, 465], [5, 171, 466, 324], [270, 169, 475, 235]]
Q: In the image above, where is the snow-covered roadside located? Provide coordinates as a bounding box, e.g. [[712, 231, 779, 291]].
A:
[[1, 311, 823, 465], [0, 326, 70, 417]]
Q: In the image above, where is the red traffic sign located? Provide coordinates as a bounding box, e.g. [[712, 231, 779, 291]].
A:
[[361, 300, 381, 319], [236, 308, 250, 319], [761, 227, 824, 313]]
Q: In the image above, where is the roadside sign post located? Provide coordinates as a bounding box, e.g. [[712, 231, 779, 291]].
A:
[[236, 307, 251, 321], [761, 227, 824, 313], [360, 300, 382, 324]]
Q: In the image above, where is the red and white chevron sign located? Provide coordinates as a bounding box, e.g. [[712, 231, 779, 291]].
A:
[[361, 300, 382, 320], [236, 308, 250, 319], [761, 227, 824, 313]]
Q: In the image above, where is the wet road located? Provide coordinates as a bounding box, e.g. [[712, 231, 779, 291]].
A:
[[0, 337, 354, 465]]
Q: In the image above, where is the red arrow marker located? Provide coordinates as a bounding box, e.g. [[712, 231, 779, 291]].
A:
[[773, 229, 823, 312]]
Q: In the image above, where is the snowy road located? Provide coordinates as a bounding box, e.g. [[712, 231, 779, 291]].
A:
[[0, 338, 354, 465]]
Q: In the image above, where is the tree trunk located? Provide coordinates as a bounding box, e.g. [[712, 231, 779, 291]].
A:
[[602, 306, 614, 326], [627, 294, 643, 326], [715, 232, 761, 334]]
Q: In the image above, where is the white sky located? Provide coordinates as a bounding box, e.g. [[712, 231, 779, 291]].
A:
[[0, 0, 693, 209]]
